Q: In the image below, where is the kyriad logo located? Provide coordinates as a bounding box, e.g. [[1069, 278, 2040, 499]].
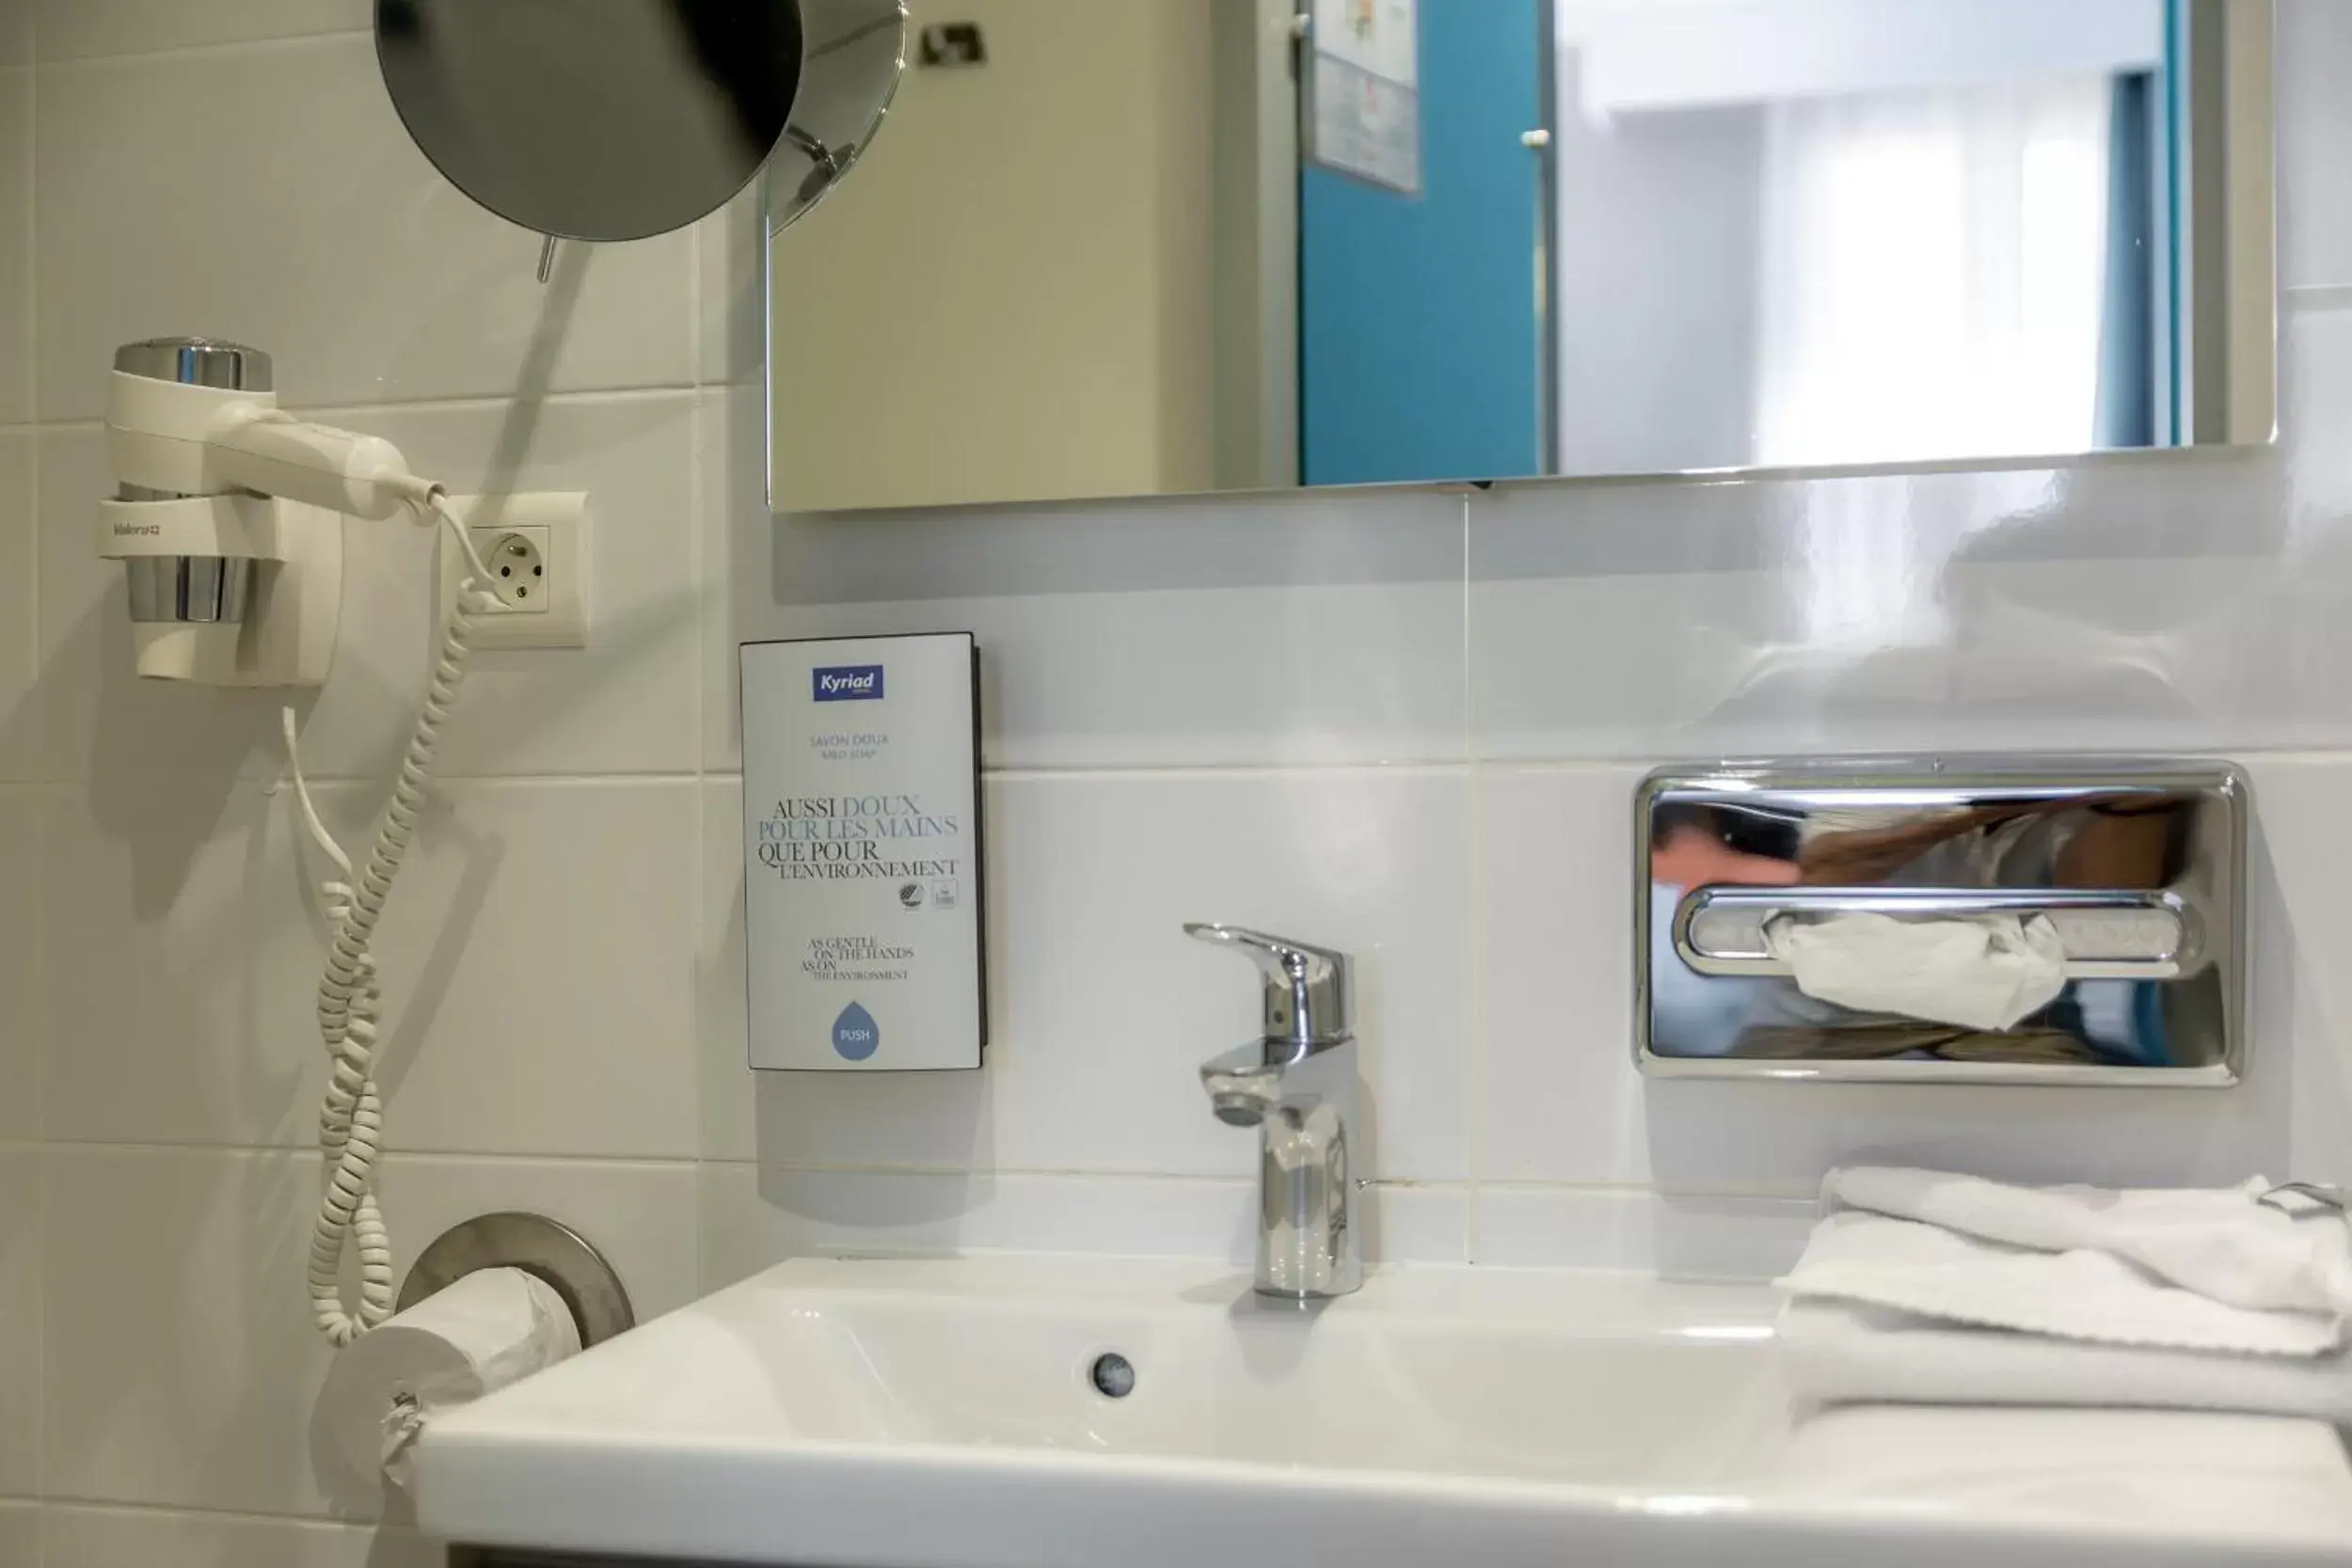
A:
[[812, 664, 885, 702]]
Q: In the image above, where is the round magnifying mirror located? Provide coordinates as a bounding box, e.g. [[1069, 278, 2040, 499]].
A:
[[375, 0, 906, 244]]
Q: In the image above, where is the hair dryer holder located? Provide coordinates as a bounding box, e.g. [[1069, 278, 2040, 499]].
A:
[[96, 488, 342, 686]]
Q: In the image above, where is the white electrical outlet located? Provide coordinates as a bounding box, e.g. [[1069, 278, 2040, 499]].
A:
[[436, 492, 590, 649], [478, 528, 549, 610]]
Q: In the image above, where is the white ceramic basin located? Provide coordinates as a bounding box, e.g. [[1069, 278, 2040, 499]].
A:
[[416, 1256, 2352, 1567]]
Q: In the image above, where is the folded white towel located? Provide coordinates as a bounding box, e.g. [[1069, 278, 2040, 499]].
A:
[[1781, 1296, 2352, 1421], [1778, 1167, 2352, 1419], [1823, 1166, 2352, 1317], [1788, 1210, 2344, 1354]]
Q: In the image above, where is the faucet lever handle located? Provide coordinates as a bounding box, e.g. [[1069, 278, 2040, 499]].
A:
[[1184, 924, 1355, 1049]]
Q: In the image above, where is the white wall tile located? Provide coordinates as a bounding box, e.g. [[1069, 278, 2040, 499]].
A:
[[2279, 0, 2352, 291], [696, 774, 758, 1155], [2246, 303, 2352, 744], [309, 778, 700, 1159], [707, 388, 1470, 772], [37, 779, 302, 1148], [1374, 1183, 1473, 1266], [1642, 1075, 2293, 1199], [1468, 449, 2307, 761], [1473, 765, 1646, 1185], [697, 383, 763, 772], [1471, 1187, 1814, 1281], [698, 1164, 1255, 1291], [756, 575, 1470, 772], [36, 399, 702, 785], [42, 777, 699, 1158], [0, 2, 27, 67], [699, 1165, 1468, 1293], [34, 0, 367, 60], [705, 769, 1472, 1181], [0, 1147, 38, 1498], [0, 68, 27, 425], [42, 1145, 694, 1518], [695, 187, 766, 388], [2238, 752, 2352, 1192], [42, 1148, 334, 1515], [0, 796, 33, 1143], [0, 1504, 33, 1565], [34, 35, 691, 421], [42, 1507, 437, 1568]]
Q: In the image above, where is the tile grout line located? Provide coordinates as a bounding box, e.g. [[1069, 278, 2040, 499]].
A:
[[23, 25, 41, 1515], [13, 746, 2352, 798], [36, 1493, 409, 1531], [698, 1161, 1492, 1188], [29, 1140, 1560, 1191], [21, 385, 704, 436], [307, 383, 700, 420], [38, 1140, 704, 1168], [24, 6, 39, 1146], [29, 27, 373, 71], [689, 230, 712, 794], [688, 174, 709, 391], [1458, 489, 1484, 1266], [19, 762, 1487, 791], [686, 194, 717, 1300], [14, 50, 29, 436], [28, 1120, 41, 1510]]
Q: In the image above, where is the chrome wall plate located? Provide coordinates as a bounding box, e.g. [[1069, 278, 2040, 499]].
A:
[[398, 1212, 635, 1348]]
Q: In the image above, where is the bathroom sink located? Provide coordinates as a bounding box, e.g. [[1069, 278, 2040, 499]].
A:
[[414, 1255, 2352, 1568]]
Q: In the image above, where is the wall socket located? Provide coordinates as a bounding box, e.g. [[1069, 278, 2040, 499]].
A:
[[478, 529, 548, 610], [435, 492, 590, 649]]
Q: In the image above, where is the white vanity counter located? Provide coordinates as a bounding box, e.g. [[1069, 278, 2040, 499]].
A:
[[416, 1255, 2352, 1568]]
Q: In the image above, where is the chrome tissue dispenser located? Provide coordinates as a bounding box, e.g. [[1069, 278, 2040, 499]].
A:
[[1635, 758, 2248, 1085]]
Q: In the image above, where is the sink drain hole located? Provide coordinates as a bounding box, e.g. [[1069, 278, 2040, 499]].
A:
[[1089, 1352, 1136, 1399]]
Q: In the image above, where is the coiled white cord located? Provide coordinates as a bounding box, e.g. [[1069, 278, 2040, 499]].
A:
[[285, 489, 498, 1346]]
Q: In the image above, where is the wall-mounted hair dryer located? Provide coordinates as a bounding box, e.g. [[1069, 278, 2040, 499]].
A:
[[99, 336, 535, 1346], [98, 336, 446, 685]]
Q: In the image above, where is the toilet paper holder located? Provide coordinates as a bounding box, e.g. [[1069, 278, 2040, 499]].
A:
[[398, 1212, 635, 1349], [1636, 756, 2248, 1085]]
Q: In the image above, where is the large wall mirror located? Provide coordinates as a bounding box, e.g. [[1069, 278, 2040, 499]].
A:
[[766, 0, 2275, 514]]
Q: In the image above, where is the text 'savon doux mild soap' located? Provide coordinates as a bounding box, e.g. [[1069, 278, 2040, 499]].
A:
[[738, 633, 985, 1070]]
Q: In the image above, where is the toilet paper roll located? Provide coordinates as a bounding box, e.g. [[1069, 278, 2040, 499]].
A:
[[320, 1266, 581, 1493], [1766, 911, 2068, 1031]]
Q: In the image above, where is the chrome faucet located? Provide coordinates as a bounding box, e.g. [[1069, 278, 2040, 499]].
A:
[[1186, 924, 1362, 1300]]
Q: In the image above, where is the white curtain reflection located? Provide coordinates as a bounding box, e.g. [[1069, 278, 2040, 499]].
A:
[[1754, 77, 2113, 467]]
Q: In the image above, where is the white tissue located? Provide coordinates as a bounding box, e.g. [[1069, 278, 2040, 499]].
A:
[[319, 1266, 580, 1493], [1766, 911, 2066, 1031]]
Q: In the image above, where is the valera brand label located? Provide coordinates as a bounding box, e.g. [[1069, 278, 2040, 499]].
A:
[[812, 664, 885, 702], [740, 635, 983, 1072], [112, 521, 163, 537]]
